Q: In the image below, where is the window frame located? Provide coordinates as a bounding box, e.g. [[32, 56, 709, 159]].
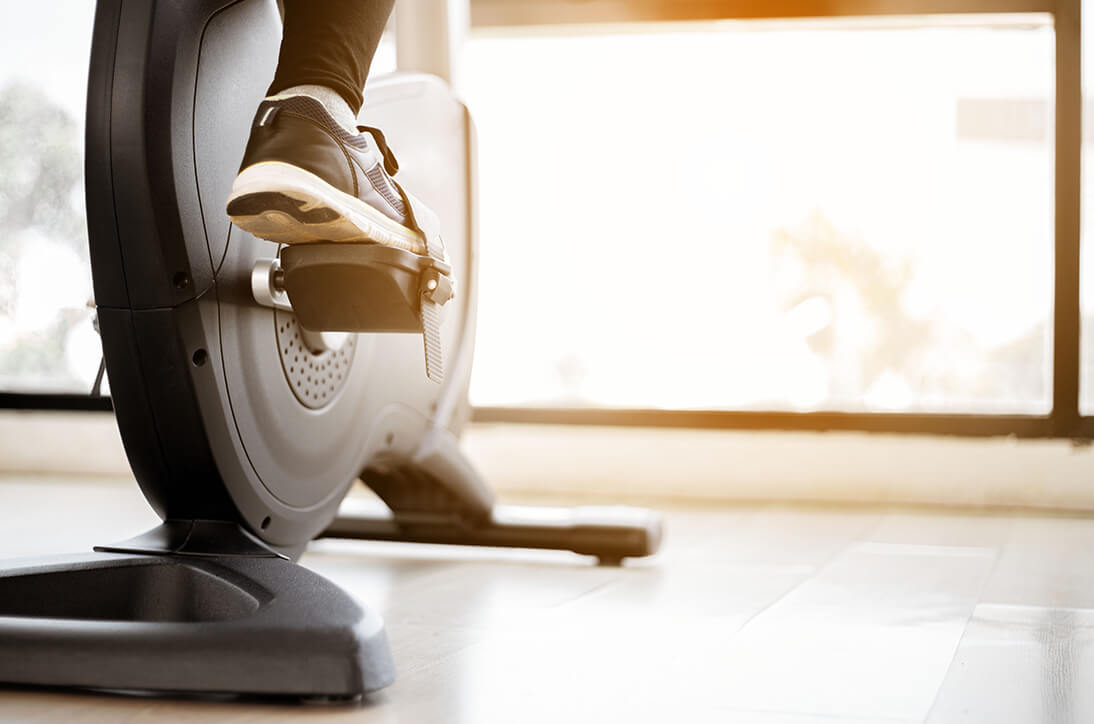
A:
[[469, 0, 1085, 439]]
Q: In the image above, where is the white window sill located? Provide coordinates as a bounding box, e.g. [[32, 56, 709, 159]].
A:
[[1, 410, 1092, 512]]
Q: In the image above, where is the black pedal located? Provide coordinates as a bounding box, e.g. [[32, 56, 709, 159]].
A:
[[275, 243, 455, 382]]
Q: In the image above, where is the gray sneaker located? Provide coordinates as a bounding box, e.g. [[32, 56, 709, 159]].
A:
[[225, 94, 427, 255]]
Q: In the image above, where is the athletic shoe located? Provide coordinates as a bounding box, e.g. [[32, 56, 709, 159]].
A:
[[225, 94, 427, 254]]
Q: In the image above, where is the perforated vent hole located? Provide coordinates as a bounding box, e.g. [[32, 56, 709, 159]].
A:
[[273, 312, 357, 410]]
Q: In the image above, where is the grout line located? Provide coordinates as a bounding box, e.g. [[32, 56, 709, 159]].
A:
[[920, 523, 1009, 723]]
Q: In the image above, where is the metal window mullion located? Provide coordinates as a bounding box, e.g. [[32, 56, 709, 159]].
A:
[[1054, 0, 1083, 435]]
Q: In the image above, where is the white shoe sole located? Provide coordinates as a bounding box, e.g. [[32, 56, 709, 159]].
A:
[[225, 161, 427, 254]]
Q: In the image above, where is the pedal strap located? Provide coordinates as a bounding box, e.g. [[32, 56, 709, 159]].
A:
[[356, 125, 454, 384], [406, 192, 451, 384], [389, 180, 452, 384], [357, 125, 400, 176]]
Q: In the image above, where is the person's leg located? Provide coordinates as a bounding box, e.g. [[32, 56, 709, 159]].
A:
[[268, 0, 396, 119]]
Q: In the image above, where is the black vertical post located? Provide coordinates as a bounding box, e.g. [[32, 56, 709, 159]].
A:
[[1055, 0, 1083, 436]]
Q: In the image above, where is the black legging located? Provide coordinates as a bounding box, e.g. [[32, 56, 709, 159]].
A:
[[267, 0, 396, 115]]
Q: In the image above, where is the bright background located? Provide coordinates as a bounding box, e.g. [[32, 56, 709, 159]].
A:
[[463, 18, 1056, 413]]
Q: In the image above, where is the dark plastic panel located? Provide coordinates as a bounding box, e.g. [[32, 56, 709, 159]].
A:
[[0, 552, 393, 697], [129, 303, 237, 520], [85, 0, 128, 309], [95, 307, 177, 518]]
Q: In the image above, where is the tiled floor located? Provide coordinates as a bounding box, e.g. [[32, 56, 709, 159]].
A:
[[0, 475, 1091, 722]]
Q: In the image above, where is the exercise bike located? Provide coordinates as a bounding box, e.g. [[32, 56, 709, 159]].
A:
[[0, 0, 661, 700]]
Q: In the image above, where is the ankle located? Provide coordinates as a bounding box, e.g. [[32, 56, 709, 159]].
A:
[[267, 84, 358, 134]]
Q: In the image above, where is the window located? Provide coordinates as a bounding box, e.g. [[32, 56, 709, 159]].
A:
[[1079, 0, 1094, 413], [0, 3, 98, 394], [465, 15, 1056, 414], [2, 0, 1088, 439]]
